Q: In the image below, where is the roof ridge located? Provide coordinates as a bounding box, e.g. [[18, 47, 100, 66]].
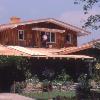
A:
[[0, 18, 90, 35]]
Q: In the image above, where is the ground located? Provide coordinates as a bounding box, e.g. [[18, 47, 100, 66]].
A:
[[0, 93, 34, 100]]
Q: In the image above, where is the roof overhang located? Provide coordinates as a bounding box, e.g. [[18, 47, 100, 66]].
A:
[[47, 19, 91, 36], [77, 31, 90, 36], [32, 28, 65, 33], [7, 46, 93, 59], [46, 54, 93, 59], [0, 18, 91, 36]]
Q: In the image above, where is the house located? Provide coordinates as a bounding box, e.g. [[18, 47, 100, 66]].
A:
[[0, 17, 90, 48], [0, 17, 94, 92]]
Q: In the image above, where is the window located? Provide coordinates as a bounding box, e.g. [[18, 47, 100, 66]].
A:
[[18, 30, 24, 40], [51, 33, 55, 42], [66, 33, 72, 43], [41, 32, 56, 43], [47, 32, 56, 43]]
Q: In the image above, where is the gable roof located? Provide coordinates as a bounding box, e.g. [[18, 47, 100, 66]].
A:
[[0, 18, 90, 36]]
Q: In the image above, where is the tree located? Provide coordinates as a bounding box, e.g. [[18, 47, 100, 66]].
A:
[[74, 0, 100, 30]]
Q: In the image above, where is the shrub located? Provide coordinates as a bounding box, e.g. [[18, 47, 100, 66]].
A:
[[55, 70, 73, 84], [76, 74, 91, 99], [11, 81, 26, 93]]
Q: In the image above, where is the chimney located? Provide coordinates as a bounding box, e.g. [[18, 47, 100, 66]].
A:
[[10, 16, 21, 24]]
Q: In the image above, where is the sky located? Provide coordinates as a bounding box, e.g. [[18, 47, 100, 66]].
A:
[[0, 0, 100, 46]]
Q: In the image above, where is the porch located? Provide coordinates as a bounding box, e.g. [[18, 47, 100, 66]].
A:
[[0, 45, 94, 92]]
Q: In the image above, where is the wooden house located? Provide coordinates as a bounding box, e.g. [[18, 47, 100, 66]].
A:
[[0, 17, 90, 48], [0, 17, 94, 92]]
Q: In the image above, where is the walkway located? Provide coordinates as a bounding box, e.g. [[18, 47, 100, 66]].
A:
[[0, 93, 34, 100]]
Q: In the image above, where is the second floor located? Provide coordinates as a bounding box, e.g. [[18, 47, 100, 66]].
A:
[[0, 17, 90, 48]]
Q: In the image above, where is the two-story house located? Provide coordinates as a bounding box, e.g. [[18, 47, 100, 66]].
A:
[[0, 17, 94, 92], [0, 17, 90, 48]]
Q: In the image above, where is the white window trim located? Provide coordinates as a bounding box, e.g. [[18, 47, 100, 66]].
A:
[[46, 32, 56, 43], [18, 30, 24, 41]]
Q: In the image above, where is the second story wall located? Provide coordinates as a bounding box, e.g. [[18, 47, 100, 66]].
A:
[[0, 21, 77, 48]]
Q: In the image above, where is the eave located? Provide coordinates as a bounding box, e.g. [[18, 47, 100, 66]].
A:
[[0, 18, 91, 36], [57, 39, 100, 55]]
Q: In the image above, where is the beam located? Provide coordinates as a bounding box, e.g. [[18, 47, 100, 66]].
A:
[[32, 28, 65, 33]]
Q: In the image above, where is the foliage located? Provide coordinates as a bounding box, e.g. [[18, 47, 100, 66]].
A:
[[74, 0, 99, 12], [25, 74, 39, 84], [22, 90, 76, 100], [42, 79, 53, 92], [84, 15, 100, 30], [11, 81, 27, 93], [42, 68, 55, 80], [77, 74, 91, 91], [76, 74, 91, 99], [92, 62, 100, 85], [0, 56, 32, 80], [74, 0, 100, 29], [0, 56, 21, 65], [55, 69, 72, 84]]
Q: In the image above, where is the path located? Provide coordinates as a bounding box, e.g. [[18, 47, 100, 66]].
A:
[[0, 93, 35, 100]]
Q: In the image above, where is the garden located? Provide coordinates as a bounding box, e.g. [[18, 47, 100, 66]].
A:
[[0, 56, 100, 99]]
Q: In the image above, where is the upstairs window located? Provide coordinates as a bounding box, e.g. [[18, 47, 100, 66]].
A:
[[66, 33, 72, 43], [47, 32, 56, 43], [41, 32, 56, 43], [18, 30, 24, 40]]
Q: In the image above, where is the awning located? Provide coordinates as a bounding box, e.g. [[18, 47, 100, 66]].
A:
[[32, 28, 65, 33]]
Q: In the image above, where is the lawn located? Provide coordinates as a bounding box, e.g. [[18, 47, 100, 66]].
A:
[[22, 90, 76, 100]]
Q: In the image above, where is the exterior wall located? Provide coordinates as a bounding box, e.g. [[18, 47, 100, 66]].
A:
[[0, 22, 77, 48], [63, 30, 77, 47]]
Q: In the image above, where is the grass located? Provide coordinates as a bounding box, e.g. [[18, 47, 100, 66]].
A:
[[22, 90, 76, 100]]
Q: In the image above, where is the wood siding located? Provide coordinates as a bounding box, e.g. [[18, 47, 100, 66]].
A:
[[0, 22, 77, 48]]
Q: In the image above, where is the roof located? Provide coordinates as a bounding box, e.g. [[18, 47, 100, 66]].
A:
[[57, 39, 100, 55], [7, 45, 93, 59], [0, 45, 31, 57], [1, 38, 100, 59], [0, 44, 93, 59], [0, 18, 90, 36]]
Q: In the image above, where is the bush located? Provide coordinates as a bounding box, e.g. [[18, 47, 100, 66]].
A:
[[55, 70, 73, 84], [11, 81, 26, 93], [25, 75, 39, 84], [76, 74, 91, 99], [42, 80, 53, 92]]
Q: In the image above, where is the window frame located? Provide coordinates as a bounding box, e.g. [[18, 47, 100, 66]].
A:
[[18, 30, 25, 41], [66, 33, 72, 44], [46, 32, 56, 43]]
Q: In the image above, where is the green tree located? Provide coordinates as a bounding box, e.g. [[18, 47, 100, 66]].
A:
[[74, 0, 100, 29]]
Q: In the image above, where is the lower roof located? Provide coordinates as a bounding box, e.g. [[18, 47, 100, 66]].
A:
[[0, 45, 93, 59], [56, 39, 100, 55]]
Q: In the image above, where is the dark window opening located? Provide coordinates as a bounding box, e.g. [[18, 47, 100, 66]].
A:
[[51, 32, 55, 42], [18, 30, 24, 40], [66, 34, 71, 43]]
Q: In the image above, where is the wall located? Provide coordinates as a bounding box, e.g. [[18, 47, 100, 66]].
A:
[[0, 22, 77, 48]]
